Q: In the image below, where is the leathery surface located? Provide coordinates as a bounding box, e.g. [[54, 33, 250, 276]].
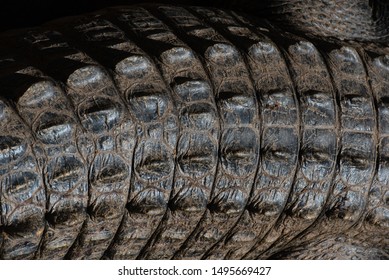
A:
[[0, 4, 388, 259]]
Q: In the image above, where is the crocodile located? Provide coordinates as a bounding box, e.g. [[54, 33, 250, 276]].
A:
[[0, 1, 388, 259]]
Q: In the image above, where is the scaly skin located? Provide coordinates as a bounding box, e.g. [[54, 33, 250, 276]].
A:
[[0, 3, 388, 259]]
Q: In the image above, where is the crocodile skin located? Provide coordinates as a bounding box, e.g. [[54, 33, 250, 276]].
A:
[[0, 4, 388, 260], [215, 0, 389, 42]]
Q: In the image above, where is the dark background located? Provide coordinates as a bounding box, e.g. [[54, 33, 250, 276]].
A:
[[0, 0, 234, 32]]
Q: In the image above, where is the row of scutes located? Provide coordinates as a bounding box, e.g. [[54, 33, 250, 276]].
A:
[[0, 4, 388, 260]]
